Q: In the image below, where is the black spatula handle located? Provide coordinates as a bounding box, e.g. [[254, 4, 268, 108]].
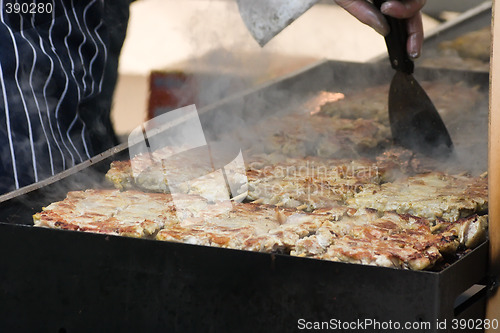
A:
[[372, 0, 414, 74]]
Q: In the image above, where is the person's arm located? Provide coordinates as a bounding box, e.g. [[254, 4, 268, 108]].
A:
[[334, 0, 425, 59]]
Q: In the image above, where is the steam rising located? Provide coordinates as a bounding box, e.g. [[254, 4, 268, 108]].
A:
[[162, 60, 489, 178]]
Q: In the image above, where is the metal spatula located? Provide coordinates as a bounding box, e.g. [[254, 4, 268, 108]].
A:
[[373, 0, 454, 158]]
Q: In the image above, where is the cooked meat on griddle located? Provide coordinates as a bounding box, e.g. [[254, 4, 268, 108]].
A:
[[246, 156, 385, 210], [317, 85, 389, 122], [33, 190, 177, 238], [106, 150, 387, 206], [421, 26, 491, 72], [245, 153, 488, 220], [347, 172, 488, 223], [37, 75, 488, 272], [106, 146, 488, 222], [292, 210, 487, 270], [317, 81, 482, 128], [105, 145, 248, 201], [105, 145, 196, 192], [33, 190, 487, 271], [157, 204, 330, 252], [242, 112, 391, 158]]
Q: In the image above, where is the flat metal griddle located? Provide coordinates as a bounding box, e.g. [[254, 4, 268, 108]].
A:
[[0, 61, 491, 332], [421, 2, 491, 56]]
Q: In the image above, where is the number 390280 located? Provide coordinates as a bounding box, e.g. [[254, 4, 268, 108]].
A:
[[5, 2, 53, 14]]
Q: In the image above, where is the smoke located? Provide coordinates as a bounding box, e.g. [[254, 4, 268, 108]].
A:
[[423, 77, 489, 175]]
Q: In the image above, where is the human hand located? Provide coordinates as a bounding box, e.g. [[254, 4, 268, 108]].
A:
[[335, 0, 426, 59]]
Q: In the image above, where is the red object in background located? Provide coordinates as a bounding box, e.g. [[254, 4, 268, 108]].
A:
[[147, 71, 198, 120]]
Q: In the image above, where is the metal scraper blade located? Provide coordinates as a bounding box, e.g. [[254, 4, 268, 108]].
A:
[[389, 71, 454, 158], [236, 0, 319, 46]]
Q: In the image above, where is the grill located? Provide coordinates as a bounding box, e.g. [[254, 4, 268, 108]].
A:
[[0, 60, 492, 332]]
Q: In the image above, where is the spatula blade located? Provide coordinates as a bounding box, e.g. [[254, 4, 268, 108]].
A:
[[389, 71, 454, 158]]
